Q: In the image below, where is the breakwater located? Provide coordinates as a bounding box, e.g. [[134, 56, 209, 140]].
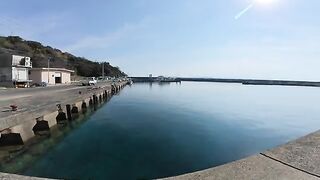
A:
[[179, 78, 320, 87], [130, 77, 181, 83], [131, 77, 320, 87]]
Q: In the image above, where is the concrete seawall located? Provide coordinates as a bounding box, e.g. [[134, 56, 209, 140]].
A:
[[0, 172, 51, 180], [162, 130, 320, 180]]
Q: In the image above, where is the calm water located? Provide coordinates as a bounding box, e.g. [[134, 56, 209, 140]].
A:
[[11, 82, 320, 179]]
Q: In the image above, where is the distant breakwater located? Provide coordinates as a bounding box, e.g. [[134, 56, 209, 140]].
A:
[[130, 77, 320, 87]]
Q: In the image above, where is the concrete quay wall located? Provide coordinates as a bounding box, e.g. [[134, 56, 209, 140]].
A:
[[0, 82, 127, 147], [162, 130, 320, 180], [0, 172, 51, 180], [0, 82, 126, 131]]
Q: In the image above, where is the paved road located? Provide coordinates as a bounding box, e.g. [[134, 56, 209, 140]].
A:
[[0, 84, 78, 101], [0, 82, 112, 119]]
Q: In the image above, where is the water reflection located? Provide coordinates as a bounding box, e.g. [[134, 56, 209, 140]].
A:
[[0, 95, 113, 175]]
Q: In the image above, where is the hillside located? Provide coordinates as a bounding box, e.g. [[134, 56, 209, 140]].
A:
[[0, 36, 126, 77]]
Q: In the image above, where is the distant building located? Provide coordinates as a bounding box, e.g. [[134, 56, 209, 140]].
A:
[[0, 53, 32, 87], [29, 68, 74, 85]]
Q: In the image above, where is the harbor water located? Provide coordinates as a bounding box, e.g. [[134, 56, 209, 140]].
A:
[[2, 82, 320, 179]]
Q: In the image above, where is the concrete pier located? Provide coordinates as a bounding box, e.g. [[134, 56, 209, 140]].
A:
[[0, 82, 127, 146]]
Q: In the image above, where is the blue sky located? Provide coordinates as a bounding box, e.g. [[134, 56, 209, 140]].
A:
[[0, 0, 319, 80]]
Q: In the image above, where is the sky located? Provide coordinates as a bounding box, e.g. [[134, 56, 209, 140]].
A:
[[0, 0, 319, 80]]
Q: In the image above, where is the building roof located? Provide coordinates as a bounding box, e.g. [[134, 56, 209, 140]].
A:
[[30, 68, 75, 73]]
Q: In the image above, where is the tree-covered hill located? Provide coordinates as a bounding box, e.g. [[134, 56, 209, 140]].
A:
[[0, 36, 126, 77]]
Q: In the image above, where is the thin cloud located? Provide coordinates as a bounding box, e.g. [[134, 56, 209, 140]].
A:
[[64, 18, 151, 53], [0, 15, 64, 40]]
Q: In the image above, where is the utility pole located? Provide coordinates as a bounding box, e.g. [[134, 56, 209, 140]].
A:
[[47, 57, 52, 84], [102, 62, 105, 80]]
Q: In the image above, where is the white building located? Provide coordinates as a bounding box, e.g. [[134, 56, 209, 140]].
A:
[[0, 54, 32, 87], [29, 68, 74, 85]]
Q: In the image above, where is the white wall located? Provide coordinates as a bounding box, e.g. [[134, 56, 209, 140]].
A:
[[12, 67, 28, 81], [41, 71, 56, 84], [30, 70, 72, 85], [62, 72, 71, 84]]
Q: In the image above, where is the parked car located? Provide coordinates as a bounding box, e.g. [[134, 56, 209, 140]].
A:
[[89, 77, 97, 85], [81, 77, 97, 86], [30, 82, 47, 87]]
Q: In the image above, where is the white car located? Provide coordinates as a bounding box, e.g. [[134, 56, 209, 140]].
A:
[[89, 77, 97, 85]]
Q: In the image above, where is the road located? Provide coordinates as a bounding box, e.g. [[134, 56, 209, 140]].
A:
[[0, 82, 113, 119], [0, 84, 78, 101]]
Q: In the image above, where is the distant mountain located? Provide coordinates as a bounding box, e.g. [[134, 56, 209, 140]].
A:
[[0, 36, 126, 77]]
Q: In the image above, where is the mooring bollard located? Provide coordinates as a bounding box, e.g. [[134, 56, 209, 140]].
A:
[[92, 94, 98, 111], [89, 97, 93, 107], [71, 104, 79, 119], [99, 94, 102, 102], [103, 90, 107, 99], [71, 104, 79, 114], [93, 95, 97, 105], [82, 100, 87, 109], [32, 116, 50, 136], [66, 104, 72, 121], [111, 85, 115, 94], [81, 100, 87, 113], [56, 104, 67, 124]]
